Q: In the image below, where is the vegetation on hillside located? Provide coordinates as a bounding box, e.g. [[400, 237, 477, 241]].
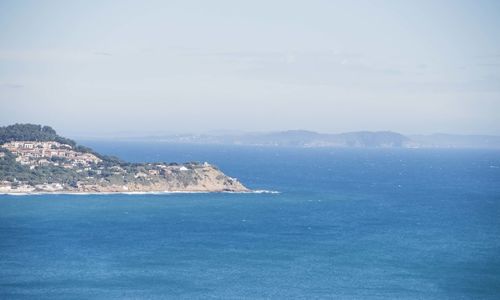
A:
[[0, 124, 76, 146], [0, 123, 123, 163], [0, 124, 203, 187]]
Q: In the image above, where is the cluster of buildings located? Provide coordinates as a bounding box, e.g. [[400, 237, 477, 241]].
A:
[[1, 141, 102, 168]]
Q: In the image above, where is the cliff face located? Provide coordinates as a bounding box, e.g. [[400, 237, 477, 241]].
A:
[[75, 164, 248, 193]]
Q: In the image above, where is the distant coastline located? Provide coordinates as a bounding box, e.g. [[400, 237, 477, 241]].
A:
[[74, 130, 500, 149]]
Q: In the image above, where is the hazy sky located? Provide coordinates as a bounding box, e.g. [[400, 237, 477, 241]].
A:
[[1, 0, 499, 136]]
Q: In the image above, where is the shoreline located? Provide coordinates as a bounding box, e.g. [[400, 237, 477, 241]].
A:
[[0, 189, 280, 196]]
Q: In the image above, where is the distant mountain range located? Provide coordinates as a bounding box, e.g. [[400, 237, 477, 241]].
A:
[[108, 130, 500, 149]]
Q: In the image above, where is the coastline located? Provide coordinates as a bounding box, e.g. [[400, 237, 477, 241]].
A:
[[0, 125, 253, 196], [0, 189, 279, 196]]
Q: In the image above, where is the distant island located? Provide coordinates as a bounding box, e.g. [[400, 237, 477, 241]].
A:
[[111, 130, 500, 149], [0, 124, 249, 194]]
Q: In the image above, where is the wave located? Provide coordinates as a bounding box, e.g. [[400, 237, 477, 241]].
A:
[[249, 190, 281, 194]]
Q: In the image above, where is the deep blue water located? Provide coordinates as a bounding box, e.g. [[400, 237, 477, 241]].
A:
[[1, 143, 500, 299]]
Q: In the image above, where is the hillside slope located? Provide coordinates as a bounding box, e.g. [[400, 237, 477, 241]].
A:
[[0, 124, 248, 194]]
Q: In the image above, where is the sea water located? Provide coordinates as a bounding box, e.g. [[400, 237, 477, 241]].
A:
[[1, 144, 499, 299]]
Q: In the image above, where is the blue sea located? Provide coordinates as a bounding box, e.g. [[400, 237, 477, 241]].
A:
[[1, 143, 500, 299]]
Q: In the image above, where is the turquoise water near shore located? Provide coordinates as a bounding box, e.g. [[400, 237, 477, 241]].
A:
[[1, 144, 500, 299]]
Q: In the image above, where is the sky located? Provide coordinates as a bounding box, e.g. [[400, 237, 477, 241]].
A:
[[0, 0, 499, 137]]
